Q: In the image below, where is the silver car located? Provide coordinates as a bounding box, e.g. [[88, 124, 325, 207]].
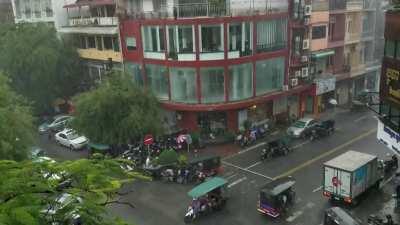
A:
[[287, 117, 317, 138]]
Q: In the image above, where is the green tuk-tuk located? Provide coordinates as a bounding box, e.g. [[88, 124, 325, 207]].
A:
[[184, 177, 229, 223], [188, 154, 222, 177]]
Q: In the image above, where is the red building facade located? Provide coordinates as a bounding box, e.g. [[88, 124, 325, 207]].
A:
[[119, 0, 316, 133]]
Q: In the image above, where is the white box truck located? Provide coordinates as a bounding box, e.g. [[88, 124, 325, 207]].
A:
[[322, 150, 383, 205]]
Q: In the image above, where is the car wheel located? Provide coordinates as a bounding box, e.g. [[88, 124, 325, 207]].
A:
[[69, 145, 75, 151]]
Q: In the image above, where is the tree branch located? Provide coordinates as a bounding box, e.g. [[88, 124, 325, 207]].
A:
[[102, 199, 135, 209]]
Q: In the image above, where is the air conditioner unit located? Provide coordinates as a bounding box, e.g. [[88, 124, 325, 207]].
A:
[[295, 70, 301, 77], [291, 78, 298, 87], [302, 39, 310, 50], [301, 67, 309, 78], [282, 85, 289, 91], [301, 55, 309, 62], [304, 5, 312, 16]]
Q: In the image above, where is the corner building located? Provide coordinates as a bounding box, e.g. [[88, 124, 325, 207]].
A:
[[118, 0, 316, 132]]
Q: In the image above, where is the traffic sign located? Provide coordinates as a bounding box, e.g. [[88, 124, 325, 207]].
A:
[[143, 134, 154, 145]]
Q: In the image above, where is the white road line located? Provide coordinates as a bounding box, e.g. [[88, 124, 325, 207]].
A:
[[222, 161, 274, 180], [312, 185, 323, 193], [223, 142, 266, 160], [355, 115, 368, 122], [293, 140, 310, 149], [238, 142, 266, 154], [382, 174, 396, 187], [228, 177, 247, 188], [286, 210, 304, 222], [245, 161, 262, 170], [225, 173, 239, 180]]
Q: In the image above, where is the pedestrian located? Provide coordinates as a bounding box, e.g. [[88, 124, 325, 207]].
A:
[[48, 130, 52, 141], [184, 168, 190, 184]]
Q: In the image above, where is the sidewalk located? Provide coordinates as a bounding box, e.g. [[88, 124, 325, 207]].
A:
[[186, 107, 353, 161]]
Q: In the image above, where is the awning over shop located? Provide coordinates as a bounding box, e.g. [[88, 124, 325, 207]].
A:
[[64, 0, 115, 8], [312, 50, 335, 59]]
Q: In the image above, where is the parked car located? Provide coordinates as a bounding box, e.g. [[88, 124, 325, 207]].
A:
[[41, 193, 82, 225], [30, 146, 46, 159], [38, 115, 73, 134], [287, 117, 318, 138], [55, 129, 88, 150]]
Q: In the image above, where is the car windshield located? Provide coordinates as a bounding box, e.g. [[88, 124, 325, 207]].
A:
[[67, 132, 80, 140], [293, 121, 307, 128]]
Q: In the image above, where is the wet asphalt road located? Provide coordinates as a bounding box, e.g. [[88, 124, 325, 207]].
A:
[[37, 109, 399, 225]]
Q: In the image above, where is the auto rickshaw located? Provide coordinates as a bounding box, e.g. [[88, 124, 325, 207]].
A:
[[188, 155, 222, 177], [261, 136, 292, 160], [257, 177, 296, 218], [324, 207, 361, 225], [184, 177, 229, 223]]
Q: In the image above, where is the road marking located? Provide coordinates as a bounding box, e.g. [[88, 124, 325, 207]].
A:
[[312, 186, 323, 193], [223, 142, 266, 160], [225, 173, 239, 180], [273, 128, 377, 180], [222, 161, 274, 180], [245, 161, 262, 170], [293, 140, 310, 149], [286, 210, 304, 222], [228, 177, 247, 188], [355, 115, 368, 122]]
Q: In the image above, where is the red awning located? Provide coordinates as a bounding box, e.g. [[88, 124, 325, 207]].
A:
[[63, 0, 115, 8]]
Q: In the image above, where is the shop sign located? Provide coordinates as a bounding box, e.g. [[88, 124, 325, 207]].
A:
[[386, 68, 400, 105], [377, 120, 400, 154], [315, 77, 336, 95]]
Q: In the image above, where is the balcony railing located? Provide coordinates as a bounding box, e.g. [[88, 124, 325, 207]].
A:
[[68, 17, 118, 26], [346, 0, 363, 10], [329, 0, 346, 11], [124, 0, 287, 19]]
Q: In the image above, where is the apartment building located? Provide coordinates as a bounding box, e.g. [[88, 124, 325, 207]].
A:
[[0, 0, 14, 23], [117, 0, 319, 132], [10, 0, 71, 29], [58, 0, 122, 85]]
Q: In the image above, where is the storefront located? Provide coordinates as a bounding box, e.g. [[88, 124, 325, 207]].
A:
[[335, 81, 350, 106], [315, 76, 336, 113]]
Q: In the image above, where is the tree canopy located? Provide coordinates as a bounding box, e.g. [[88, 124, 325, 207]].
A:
[[0, 156, 147, 225], [0, 73, 35, 161], [72, 72, 163, 145], [0, 23, 83, 114]]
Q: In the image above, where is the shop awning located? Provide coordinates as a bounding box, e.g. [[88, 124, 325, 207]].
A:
[[64, 0, 115, 8], [312, 50, 335, 59]]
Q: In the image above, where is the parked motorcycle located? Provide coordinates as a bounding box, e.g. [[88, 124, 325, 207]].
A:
[[368, 214, 396, 225]]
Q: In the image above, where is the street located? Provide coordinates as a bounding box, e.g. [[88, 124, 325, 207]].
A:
[[38, 109, 398, 225]]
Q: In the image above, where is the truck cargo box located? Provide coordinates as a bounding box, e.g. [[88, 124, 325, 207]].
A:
[[323, 150, 381, 203]]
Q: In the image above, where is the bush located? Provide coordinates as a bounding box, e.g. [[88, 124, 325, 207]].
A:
[[223, 131, 236, 143], [178, 154, 188, 166], [157, 149, 179, 166]]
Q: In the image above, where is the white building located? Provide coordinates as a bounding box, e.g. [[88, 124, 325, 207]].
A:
[[10, 0, 74, 30]]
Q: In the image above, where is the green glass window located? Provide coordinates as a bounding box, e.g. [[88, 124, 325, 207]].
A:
[[145, 64, 169, 100], [385, 40, 395, 58], [200, 67, 225, 103], [124, 62, 143, 87], [255, 57, 285, 96], [229, 63, 253, 101], [170, 67, 197, 103]]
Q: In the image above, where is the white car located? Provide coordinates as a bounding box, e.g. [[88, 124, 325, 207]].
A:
[[287, 117, 317, 138], [55, 129, 88, 150]]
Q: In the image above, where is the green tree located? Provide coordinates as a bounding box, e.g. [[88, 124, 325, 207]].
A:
[[0, 23, 83, 114], [0, 156, 147, 225], [72, 72, 163, 145], [0, 73, 35, 161]]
